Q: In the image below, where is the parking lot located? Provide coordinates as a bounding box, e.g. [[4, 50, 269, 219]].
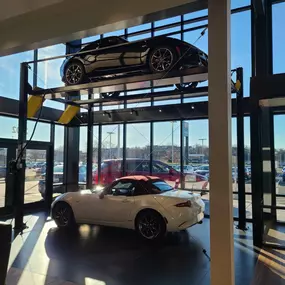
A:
[[1, 170, 284, 221], [0, 169, 41, 207]]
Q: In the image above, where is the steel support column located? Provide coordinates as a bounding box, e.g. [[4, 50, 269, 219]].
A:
[[46, 123, 55, 210], [208, 1, 234, 284], [250, 97, 263, 247], [180, 120, 185, 189], [14, 62, 29, 231], [63, 39, 81, 192], [251, 0, 273, 247], [87, 103, 94, 189], [236, 67, 246, 230]]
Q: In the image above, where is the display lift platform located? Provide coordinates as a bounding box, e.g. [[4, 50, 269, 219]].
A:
[[12, 54, 244, 232], [26, 65, 242, 125]]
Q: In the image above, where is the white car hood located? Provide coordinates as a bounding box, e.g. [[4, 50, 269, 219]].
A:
[[159, 190, 200, 200]]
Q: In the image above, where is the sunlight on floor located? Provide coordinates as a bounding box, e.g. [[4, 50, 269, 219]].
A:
[[8, 215, 40, 269], [85, 277, 106, 285], [268, 229, 285, 242], [258, 248, 285, 279]]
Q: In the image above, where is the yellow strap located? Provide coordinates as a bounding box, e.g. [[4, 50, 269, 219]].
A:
[[27, 95, 45, 118], [235, 80, 241, 91], [58, 105, 80, 124]]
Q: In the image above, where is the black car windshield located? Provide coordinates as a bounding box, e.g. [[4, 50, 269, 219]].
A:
[[152, 181, 173, 193]]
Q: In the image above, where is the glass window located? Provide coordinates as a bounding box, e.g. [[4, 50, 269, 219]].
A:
[[82, 35, 100, 44], [154, 26, 181, 37], [0, 51, 34, 100], [38, 44, 66, 109], [231, 0, 250, 9], [79, 126, 88, 166], [184, 10, 208, 21], [127, 89, 151, 108], [102, 125, 123, 161], [183, 10, 251, 97], [126, 123, 150, 160], [103, 29, 125, 38], [93, 126, 99, 173], [0, 116, 18, 139], [128, 33, 151, 42], [108, 180, 134, 196], [154, 16, 181, 27], [231, 11, 251, 97], [54, 125, 64, 165], [153, 180, 173, 192], [128, 23, 151, 34], [184, 21, 208, 31], [27, 121, 50, 142], [153, 121, 181, 187], [273, 2, 285, 74]]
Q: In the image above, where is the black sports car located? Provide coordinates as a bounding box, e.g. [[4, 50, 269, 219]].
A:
[[60, 35, 208, 97]]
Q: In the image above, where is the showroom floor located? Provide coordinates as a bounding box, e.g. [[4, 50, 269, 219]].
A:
[[3, 212, 285, 285]]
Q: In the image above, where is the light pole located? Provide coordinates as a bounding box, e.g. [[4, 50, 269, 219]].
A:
[[107, 132, 114, 158], [171, 121, 176, 163], [199, 138, 207, 163]]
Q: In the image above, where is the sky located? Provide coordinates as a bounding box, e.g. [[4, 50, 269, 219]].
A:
[[0, 0, 284, 152]]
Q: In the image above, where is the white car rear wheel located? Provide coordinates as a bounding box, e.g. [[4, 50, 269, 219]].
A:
[[135, 210, 166, 241]]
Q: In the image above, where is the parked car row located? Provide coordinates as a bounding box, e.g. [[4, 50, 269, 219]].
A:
[[38, 164, 89, 198], [39, 159, 208, 199]]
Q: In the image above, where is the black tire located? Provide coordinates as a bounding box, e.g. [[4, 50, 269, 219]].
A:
[[148, 46, 177, 74], [101, 91, 121, 98], [175, 81, 199, 91], [52, 202, 76, 229], [64, 61, 85, 85], [135, 209, 166, 241]]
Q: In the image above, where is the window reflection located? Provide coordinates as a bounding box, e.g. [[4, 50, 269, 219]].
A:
[[0, 51, 34, 100]]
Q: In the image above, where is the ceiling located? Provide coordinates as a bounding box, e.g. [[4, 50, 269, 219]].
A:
[[0, 0, 207, 56]]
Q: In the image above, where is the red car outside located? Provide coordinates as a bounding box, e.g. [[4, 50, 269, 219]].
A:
[[93, 159, 180, 186]]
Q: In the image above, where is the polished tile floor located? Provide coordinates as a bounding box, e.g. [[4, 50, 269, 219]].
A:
[[3, 212, 285, 285]]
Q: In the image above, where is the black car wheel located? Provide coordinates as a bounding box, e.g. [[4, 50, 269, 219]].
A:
[[101, 91, 121, 98], [135, 210, 166, 241], [64, 61, 85, 85], [149, 47, 177, 73], [52, 202, 75, 228], [176, 81, 199, 91]]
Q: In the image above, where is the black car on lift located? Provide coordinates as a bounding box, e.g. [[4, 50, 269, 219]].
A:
[[60, 35, 208, 97]]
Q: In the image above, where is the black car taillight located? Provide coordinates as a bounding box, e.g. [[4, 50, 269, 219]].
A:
[[175, 200, 192, 208]]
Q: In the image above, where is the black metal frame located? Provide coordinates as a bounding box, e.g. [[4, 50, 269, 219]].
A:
[[250, 0, 285, 249], [4, 0, 285, 236]]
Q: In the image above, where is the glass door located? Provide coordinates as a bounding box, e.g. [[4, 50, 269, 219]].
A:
[[256, 102, 285, 249], [0, 148, 7, 209], [24, 143, 53, 209], [0, 142, 17, 216], [25, 149, 47, 204]]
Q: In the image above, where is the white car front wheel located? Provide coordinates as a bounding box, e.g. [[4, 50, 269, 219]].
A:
[[52, 202, 76, 228]]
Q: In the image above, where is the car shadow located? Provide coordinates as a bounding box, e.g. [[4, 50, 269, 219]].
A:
[[44, 225, 210, 285]]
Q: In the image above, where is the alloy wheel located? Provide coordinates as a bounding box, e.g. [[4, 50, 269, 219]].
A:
[[150, 48, 174, 72], [54, 206, 69, 227], [65, 64, 83, 85], [177, 82, 198, 89], [138, 214, 161, 240]]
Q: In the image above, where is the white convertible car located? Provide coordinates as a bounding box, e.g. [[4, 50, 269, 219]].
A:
[[51, 175, 205, 241]]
